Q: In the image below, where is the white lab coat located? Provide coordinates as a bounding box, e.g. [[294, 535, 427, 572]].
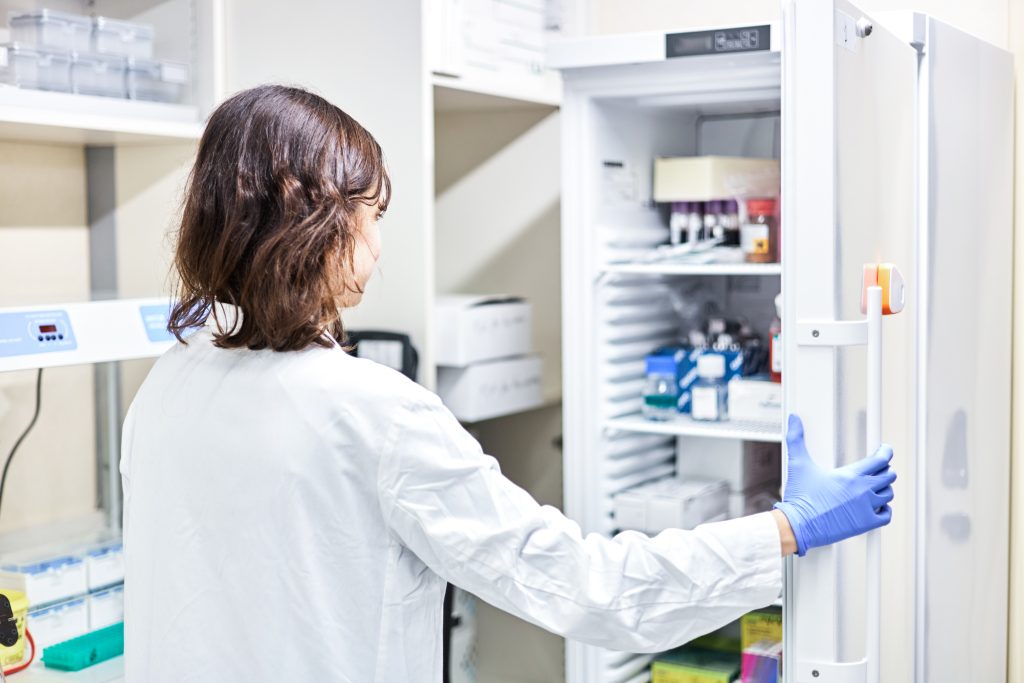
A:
[[121, 314, 782, 682]]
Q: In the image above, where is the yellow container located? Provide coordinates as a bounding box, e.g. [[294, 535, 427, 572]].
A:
[[741, 607, 782, 652], [0, 590, 28, 667]]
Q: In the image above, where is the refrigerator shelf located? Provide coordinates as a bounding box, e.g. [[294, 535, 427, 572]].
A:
[[600, 262, 782, 277], [605, 414, 783, 443]]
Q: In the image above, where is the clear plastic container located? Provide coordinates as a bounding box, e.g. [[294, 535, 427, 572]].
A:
[[642, 355, 679, 421], [691, 353, 728, 422], [92, 16, 154, 59], [126, 58, 189, 103], [71, 52, 126, 98], [9, 9, 92, 52], [83, 539, 123, 590], [0, 43, 72, 92]]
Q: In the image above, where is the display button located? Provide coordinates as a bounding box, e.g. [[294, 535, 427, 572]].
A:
[[58, 334, 64, 340], [37, 336, 43, 342]]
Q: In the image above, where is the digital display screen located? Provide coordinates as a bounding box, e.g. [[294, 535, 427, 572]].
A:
[[666, 25, 770, 59], [38, 324, 57, 334]]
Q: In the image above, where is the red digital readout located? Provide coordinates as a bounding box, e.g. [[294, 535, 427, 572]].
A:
[[38, 324, 57, 334]]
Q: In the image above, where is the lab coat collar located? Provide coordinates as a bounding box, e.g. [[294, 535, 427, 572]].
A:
[[204, 302, 340, 348]]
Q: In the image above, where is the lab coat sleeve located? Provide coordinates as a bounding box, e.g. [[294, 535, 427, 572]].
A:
[[377, 391, 782, 653]]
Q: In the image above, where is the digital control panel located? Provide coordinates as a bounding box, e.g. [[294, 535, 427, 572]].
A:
[[666, 25, 770, 59], [0, 309, 77, 358]]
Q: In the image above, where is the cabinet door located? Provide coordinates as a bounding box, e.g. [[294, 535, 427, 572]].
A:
[[781, 1, 916, 682]]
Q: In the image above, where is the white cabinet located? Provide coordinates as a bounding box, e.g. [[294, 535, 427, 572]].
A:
[[553, 2, 1012, 682]]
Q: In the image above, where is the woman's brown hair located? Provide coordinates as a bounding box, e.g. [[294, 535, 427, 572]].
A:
[[168, 84, 390, 351]]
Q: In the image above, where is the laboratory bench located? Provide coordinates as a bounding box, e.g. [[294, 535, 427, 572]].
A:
[[12, 658, 122, 682]]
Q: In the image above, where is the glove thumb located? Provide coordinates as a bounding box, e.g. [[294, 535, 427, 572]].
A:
[[786, 414, 813, 465]]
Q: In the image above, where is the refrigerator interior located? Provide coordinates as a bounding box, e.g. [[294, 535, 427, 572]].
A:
[[569, 61, 785, 682]]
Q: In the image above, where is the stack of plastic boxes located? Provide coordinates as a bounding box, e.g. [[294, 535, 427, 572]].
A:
[[0, 534, 124, 651], [0, 8, 188, 103]]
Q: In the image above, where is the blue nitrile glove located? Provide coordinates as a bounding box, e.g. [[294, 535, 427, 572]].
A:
[[774, 414, 896, 556]]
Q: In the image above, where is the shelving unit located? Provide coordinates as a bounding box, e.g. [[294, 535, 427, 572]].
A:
[[606, 414, 783, 442], [601, 261, 782, 276]]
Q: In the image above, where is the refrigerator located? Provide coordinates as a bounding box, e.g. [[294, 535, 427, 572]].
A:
[[549, 2, 1013, 682]]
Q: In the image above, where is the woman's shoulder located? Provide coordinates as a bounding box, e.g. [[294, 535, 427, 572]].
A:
[[297, 344, 436, 406]]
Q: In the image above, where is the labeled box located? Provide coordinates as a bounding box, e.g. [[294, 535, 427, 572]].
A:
[[0, 551, 87, 608], [88, 584, 124, 631], [728, 378, 783, 424], [676, 437, 781, 493], [653, 155, 780, 203], [437, 354, 542, 422], [435, 295, 532, 367], [652, 647, 741, 683], [648, 346, 743, 414], [28, 596, 89, 649]]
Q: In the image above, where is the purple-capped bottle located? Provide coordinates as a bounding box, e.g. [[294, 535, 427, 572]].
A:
[[688, 202, 703, 242], [723, 199, 741, 246], [669, 202, 688, 245], [703, 200, 719, 242]]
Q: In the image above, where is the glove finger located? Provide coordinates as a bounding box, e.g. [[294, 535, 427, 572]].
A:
[[848, 445, 894, 476], [868, 468, 897, 491], [785, 414, 812, 462], [875, 504, 893, 527], [871, 486, 895, 507]]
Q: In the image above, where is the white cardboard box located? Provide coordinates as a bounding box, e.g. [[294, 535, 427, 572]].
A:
[[613, 478, 729, 534], [437, 354, 542, 422], [653, 156, 780, 202], [435, 295, 532, 367], [676, 436, 781, 493], [728, 378, 784, 424]]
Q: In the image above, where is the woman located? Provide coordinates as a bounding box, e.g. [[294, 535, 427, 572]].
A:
[[121, 85, 895, 682]]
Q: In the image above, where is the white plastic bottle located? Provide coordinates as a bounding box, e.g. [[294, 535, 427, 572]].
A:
[[691, 353, 728, 422]]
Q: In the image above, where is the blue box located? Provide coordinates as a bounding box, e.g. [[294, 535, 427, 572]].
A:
[[648, 346, 744, 413]]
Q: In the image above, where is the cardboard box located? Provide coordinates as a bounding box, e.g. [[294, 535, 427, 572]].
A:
[[742, 639, 782, 683], [652, 647, 741, 683], [435, 295, 532, 367], [614, 478, 729, 534], [728, 486, 781, 519], [728, 378, 783, 424], [653, 156, 780, 203], [742, 608, 783, 651], [437, 355, 542, 422], [676, 437, 781, 493]]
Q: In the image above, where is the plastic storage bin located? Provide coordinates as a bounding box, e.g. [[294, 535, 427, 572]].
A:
[[126, 58, 189, 103], [83, 540, 123, 590], [9, 10, 91, 52], [0, 549, 87, 607], [92, 16, 154, 59], [87, 584, 123, 631], [0, 44, 72, 92], [613, 478, 729, 534], [71, 52, 126, 98], [28, 596, 89, 650]]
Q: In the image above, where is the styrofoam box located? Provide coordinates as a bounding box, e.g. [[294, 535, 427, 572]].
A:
[[728, 378, 784, 424], [728, 486, 780, 519], [614, 478, 729, 534], [88, 584, 124, 631], [28, 596, 89, 649], [653, 156, 780, 203], [676, 436, 781, 493], [437, 354, 542, 422], [435, 295, 532, 367]]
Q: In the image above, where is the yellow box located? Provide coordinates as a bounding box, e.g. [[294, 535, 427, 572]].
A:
[[653, 156, 780, 202], [0, 590, 28, 667], [651, 648, 740, 683], [741, 608, 782, 651]]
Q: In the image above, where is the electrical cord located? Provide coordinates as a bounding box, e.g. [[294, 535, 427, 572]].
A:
[[0, 369, 43, 521], [2, 627, 35, 676]]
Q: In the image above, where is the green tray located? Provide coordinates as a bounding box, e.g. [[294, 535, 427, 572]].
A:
[[42, 622, 124, 671]]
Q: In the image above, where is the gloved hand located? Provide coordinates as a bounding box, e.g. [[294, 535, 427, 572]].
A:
[[774, 414, 896, 556]]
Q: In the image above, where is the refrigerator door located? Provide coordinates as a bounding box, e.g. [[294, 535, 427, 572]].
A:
[[912, 16, 1013, 683], [782, 1, 917, 682]]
